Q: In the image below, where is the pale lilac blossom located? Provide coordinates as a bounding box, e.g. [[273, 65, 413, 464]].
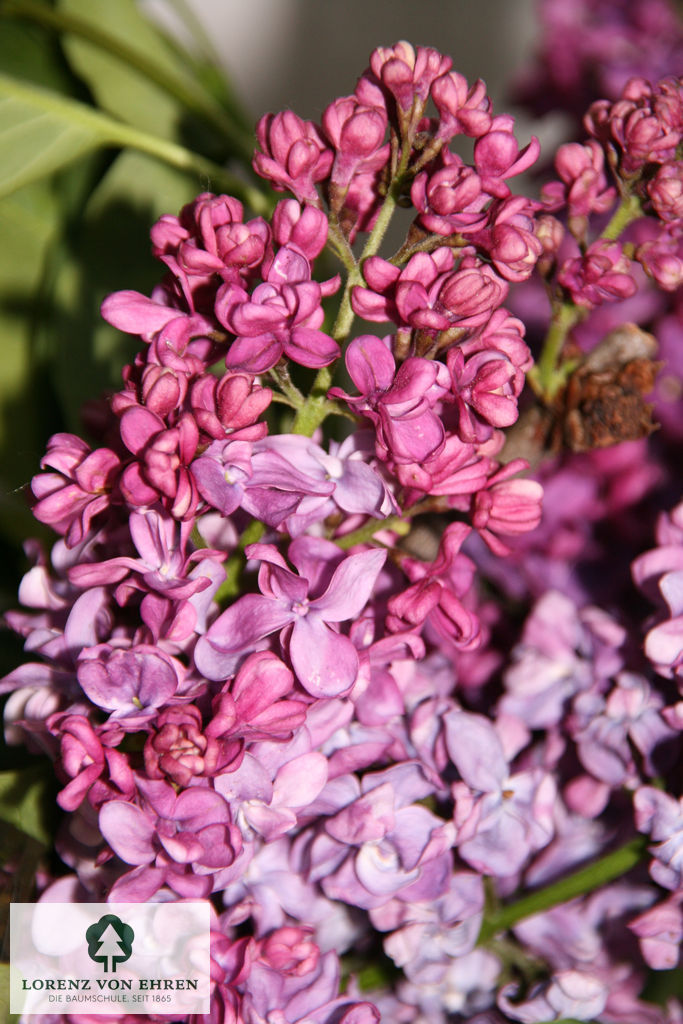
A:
[[195, 538, 386, 696]]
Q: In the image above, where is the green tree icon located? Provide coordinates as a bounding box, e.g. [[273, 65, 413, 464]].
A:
[[86, 914, 134, 973]]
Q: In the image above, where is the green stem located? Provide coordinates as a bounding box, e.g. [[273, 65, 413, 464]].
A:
[[477, 836, 648, 945], [330, 189, 399, 347], [289, 382, 349, 436], [601, 191, 643, 241], [326, 218, 357, 274], [292, 185, 404, 437], [332, 496, 447, 549], [268, 361, 305, 409], [529, 191, 645, 401], [2, 0, 257, 164], [527, 301, 581, 400], [334, 514, 411, 550]]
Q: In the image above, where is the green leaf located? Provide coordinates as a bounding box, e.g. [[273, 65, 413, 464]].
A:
[[0, 15, 74, 93], [0, 963, 21, 1023], [4, 0, 254, 160], [0, 14, 105, 559], [49, 148, 200, 429], [58, 0, 198, 139], [0, 72, 105, 196], [0, 181, 63, 545], [0, 763, 54, 845], [0, 72, 267, 206]]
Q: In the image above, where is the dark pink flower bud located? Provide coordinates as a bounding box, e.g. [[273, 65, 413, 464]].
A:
[[151, 193, 272, 301], [558, 239, 637, 307], [411, 152, 487, 236], [471, 461, 543, 555], [432, 71, 492, 139], [144, 705, 240, 785], [322, 96, 389, 191], [541, 140, 616, 220], [253, 111, 333, 203], [139, 365, 187, 418], [478, 196, 543, 282], [396, 434, 490, 500], [437, 262, 509, 329], [369, 42, 452, 112], [51, 715, 134, 811], [474, 128, 540, 198], [31, 434, 121, 546], [272, 199, 329, 259], [648, 160, 683, 222], [190, 371, 272, 441], [586, 76, 683, 174], [119, 407, 199, 519], [447, 347, 522, 442], [329, 334, 449, 464], [177, 193, 244, 254], [464, 307, 532, 371], [636, 231, 683, 290], [217, 245, 340, 373], [387, 522, 480, 650]]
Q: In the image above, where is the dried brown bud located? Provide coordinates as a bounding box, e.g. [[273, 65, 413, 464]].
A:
[[555, 324, 660, 453], [501, 324, 661, 464]]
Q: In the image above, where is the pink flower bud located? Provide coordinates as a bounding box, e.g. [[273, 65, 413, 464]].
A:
[[472, 461, 543, 555], [253, 111, 333, 203], [432, 70, 492, 139], [586, 76, 683, 174], [637, 233, 683, 290], [558, 239, 637, 307], [474, 128, 540, 198], [257, 927, 320, 977], [139, 365, 187, 418], [648, 160, 683, 222], [322, 96, 388, 190], [438, 263, 508, 328], [144, 705, 239, 785], [542, 140, 616, 218], [272, 199, 329, 259], [481, 196, 543, 282], [369, 41, 452, 112], [411, 152, 487, 236], [31, 435, 121, 547], [190, 372, 271, 441]]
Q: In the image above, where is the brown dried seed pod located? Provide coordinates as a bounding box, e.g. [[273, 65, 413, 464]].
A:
[[501, 324, 661, 463], [558, 324, 660, 452]]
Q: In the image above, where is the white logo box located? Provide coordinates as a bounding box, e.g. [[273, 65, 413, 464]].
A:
[[11, 901, 211, 1015]]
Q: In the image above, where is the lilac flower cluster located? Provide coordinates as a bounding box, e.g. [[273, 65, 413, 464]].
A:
[[533, 75, 683, 317], [2, 37, 683, 1024]]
